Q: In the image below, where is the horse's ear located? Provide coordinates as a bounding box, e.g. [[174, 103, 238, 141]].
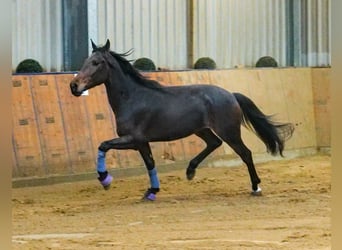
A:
[[91, 39, 97, 51], [104, 39, 110, 50]]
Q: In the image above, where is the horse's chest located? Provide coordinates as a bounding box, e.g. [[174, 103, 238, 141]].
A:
[[115, 109, 147, 136]]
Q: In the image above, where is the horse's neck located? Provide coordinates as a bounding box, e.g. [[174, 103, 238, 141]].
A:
[[104, 74, 139, 114]]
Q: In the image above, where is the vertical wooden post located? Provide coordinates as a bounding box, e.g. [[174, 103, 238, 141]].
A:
[[187, 0, 195, 69]]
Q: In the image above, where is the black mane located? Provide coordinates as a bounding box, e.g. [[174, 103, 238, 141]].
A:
[[101, 48, 163, 90]]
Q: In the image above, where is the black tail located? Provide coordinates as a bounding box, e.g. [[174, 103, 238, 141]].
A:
[[233, 92, 294, 156]]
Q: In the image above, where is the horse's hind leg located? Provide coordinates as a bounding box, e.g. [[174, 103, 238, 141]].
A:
[[217, 129, 262, 195], [186, 128, 222, 180]]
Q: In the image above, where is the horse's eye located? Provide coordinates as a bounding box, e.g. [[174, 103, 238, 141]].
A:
[[92, 61, 100, 66]]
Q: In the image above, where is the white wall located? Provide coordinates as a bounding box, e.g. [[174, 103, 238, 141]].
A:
[[12, 0, 63, 72], [12, 0, 331, 71]]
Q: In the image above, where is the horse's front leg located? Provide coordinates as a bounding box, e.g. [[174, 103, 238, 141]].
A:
[[97, 135, 137, 189], [138, 143, 160, 201]]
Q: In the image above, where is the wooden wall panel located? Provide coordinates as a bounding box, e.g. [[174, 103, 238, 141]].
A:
[[12, 76, 43, 177], [30, 75, 70, 175], [144, 71, 171, 86], [54, 74, 95, 173], [167, 71, 191, 86], [278, 69, 317, 150], [311, 68, 331, 147]]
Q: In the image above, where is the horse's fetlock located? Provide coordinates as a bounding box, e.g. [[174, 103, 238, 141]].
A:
[[97, 170, 108, 181], [150, 187, 160, 194], [189, 160, 198, 169]]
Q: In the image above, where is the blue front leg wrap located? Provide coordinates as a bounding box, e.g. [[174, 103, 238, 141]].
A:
[[148, 168, 160, 189], [97, 150, 107, 173]]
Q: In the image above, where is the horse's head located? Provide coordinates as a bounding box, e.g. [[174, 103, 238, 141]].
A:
[[70, 39, 112, 96]]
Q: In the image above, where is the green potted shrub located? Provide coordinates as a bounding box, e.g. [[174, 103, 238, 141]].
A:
[[194, 57, 217, 69], [255, 56, 278, 67], [15, 59, 44, 73], [133, 57, 156, 71]]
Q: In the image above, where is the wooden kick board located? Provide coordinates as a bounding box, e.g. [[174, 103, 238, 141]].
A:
[[12, 75, 44, 177]]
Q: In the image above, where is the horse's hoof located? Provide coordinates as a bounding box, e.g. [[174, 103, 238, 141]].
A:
[[186, 168, 196, 180], [99, 174, 113, 190], [143, 192, 156, 201], [250, 186, 262, 196], [142, 188, 159, 201]]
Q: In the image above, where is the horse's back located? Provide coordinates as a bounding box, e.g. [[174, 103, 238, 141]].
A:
[[164, 83, 241, 123], [174, 83, 238, 109], [165, 83, 236, 103]]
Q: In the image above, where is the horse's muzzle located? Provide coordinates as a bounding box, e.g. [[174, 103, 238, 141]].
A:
[[70, 82, 83, 97]]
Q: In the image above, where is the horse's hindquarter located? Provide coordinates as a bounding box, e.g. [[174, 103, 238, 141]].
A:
[[159, 84, 241, 131]]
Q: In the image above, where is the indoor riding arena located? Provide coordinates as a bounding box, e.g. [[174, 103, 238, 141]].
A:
[[12, 1, 331, 249], [12, 68, 331, 250]]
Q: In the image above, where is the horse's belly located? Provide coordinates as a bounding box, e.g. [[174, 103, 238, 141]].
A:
[[147, 112, 206, 141]]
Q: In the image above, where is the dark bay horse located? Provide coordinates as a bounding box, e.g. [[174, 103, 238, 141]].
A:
[[70, 39, 294, 200]]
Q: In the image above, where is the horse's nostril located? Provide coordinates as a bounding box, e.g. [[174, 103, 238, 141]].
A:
[[70, 82, 83, 96], [70, 82, 77, 91]]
